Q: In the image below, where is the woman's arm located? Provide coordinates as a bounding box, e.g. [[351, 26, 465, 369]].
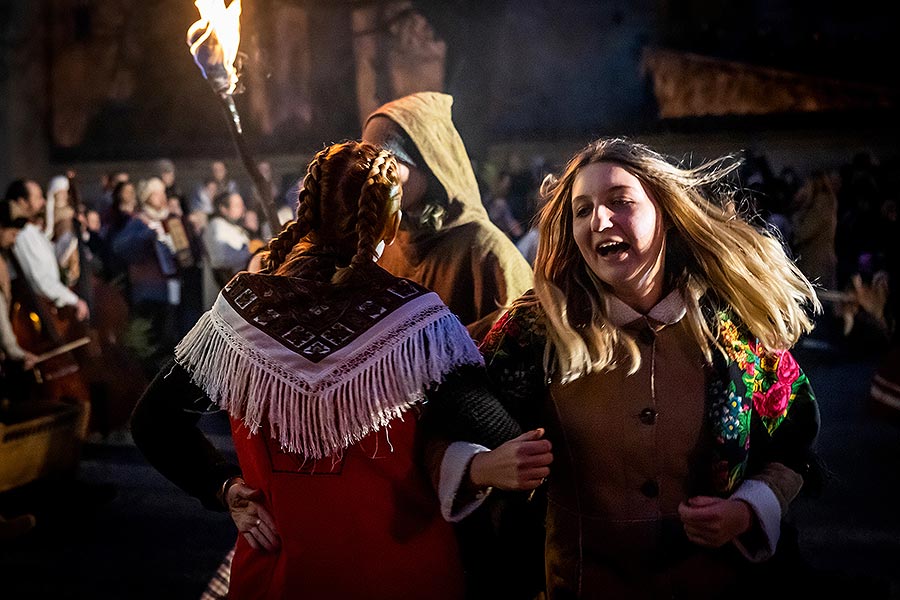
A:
[[422, 301, 549, 446], [422, 302, 553, 519], [423, 364, 523, 448], [686, 349, 821, 560], [130, 357, 241, 511]]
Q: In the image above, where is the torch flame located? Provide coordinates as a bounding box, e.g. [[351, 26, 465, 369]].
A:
[[187, 0, 242, 96]]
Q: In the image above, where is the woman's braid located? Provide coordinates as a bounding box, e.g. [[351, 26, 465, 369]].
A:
[[262, 154, 323, 271], [332, 150, 397, 284]]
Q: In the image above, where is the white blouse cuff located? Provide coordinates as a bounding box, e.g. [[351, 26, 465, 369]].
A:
[[731, 478, 782, 562], [438, 441, 492, 522]]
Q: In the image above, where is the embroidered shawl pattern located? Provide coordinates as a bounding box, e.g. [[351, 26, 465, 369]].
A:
[[707, 311, 815, 493], [479, 302, 818, 496], [175, 268, 483, 459]]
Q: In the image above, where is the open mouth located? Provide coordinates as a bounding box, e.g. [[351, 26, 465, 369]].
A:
[[597, 241, 630, 257]]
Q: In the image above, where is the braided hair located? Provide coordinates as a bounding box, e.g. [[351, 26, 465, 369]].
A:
[[262, 142, 401, 283], [331, 149, 399, 284]]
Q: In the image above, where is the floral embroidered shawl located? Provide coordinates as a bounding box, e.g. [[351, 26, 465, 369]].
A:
[[479, 299, 819, 496]]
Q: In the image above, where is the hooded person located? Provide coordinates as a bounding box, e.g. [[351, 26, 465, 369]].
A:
[[362, 92, 532, 342], [363, 93, 536, 599]]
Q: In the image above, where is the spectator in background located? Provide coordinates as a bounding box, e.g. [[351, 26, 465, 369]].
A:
[[111, 177, 180, 377], [0, 208, 36, 376], [836, 152, 882, 287], [162, 191, 204, 337], [241, 209, 266, 255], [44, 175, 82, 289], [100, 180, 138, 291], [75, 202, 106, 298], [515, 186, 548, 266], [191, 177, 219, 216], [44, 175, 74, 241], [506, 152, 537, 229], [94, 170, 129, 217], [869, 195, 899, 420], [791, 171, 839, 292], [211, 160, 239, 196], [485, 171, 524, 241], [202, 191, 250, 304], [741, 150, 792, 244], [7, 179, 89, 322], [255, 160, 284, 240], [157, 158, 189, 218]]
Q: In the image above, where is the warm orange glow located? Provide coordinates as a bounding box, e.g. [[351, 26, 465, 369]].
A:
[[187, 0, 242, 95]]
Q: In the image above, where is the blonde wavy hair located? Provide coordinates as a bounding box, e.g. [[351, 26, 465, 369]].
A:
[[529, 138, 820, 382], [261, 141, 401, 284]]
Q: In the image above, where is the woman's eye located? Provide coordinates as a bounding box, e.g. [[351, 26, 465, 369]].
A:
[[574, 205, 592, 218]]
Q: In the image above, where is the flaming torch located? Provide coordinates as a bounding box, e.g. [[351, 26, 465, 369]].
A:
[[187, 0, 282, 235]]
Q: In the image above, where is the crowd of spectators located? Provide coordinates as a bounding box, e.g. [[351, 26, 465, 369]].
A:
[[1, 159, 298, 417]]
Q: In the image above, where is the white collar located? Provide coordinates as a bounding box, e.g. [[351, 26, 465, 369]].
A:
[[606, 289, 687, 327]]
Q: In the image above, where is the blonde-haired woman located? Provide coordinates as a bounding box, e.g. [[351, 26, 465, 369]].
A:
[[133, 142, 538, 599], [438, 138, 823, 599]]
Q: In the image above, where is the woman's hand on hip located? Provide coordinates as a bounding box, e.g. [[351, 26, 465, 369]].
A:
[[226, 480, 281, 552]]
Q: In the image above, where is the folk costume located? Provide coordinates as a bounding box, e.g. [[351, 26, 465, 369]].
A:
[[133, 256, 483, 599], [437, 290, 820, 599], [364, 92, 532, 341]]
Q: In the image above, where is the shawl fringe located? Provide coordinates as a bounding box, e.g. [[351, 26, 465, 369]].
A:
[[175, 303, 482, 460]]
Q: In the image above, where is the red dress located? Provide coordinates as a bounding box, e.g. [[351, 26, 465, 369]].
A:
[[228, 416, 464, 600], [172, 266, 481, 599]]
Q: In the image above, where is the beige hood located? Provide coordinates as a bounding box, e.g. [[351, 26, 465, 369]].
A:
[[365, 92, 489, 230]]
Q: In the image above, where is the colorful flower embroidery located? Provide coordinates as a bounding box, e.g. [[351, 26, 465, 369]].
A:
[[752, 348, 806, 433], [713, 312, 811, 466], [480, 304, 548, 407], [717, 315, 755, 375], [753, 381, 790, 419]]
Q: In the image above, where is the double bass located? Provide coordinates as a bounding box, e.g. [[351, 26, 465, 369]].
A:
[[7, 250, 92, 408]]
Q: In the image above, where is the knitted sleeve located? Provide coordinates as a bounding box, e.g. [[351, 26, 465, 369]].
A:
[[424, 364, 522, 449], [423, 299, 547, 447]]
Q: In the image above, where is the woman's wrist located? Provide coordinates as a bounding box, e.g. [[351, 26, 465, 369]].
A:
[[734, 499, 755, 536], [466, 452, 491, 490], [218, 475, 244, 508]]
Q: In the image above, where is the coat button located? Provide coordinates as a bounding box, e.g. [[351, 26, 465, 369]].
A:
[[640, 479, 659, 498], [639, 407, 658, 425]]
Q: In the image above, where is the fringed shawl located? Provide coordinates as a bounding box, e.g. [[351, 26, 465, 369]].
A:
[[175, 267, 483, 459]]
